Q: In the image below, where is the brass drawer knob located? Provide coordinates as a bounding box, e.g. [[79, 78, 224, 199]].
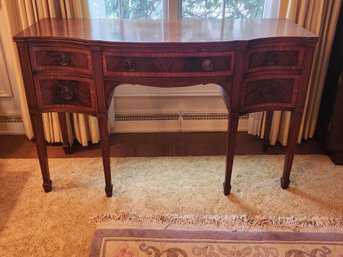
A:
[[123, 58, 136, 71], [58, 53, 70, 66], [258, 84, 273, 99], [265, 60, 276, 66], [202, 59, 214, 71], [60, 85, 74, 100], [264, 52, 276, 66]]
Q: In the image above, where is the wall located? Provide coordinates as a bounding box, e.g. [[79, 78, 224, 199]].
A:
[[111, 84, 249, 133], [0, 1, 25, 134]]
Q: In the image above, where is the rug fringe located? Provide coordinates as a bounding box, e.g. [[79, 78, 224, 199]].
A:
[[91, 212, 343, 232]]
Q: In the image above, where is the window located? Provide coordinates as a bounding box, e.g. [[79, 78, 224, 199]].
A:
[[88, 0, 277, 20], [88, 0, 163, 19], [103, 0, 163, 19], [181, 0, 264, 19]]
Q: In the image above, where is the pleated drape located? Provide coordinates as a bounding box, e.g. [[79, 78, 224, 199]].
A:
[[248, 0, 342, 145], [12, 0, 100, 146]]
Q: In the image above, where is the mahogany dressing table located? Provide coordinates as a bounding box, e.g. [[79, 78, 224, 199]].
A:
[[14, 18, 317, 197]]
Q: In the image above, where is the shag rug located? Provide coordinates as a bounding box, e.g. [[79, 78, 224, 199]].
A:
[[0, 155, 343, 257], [89, 229, 343, 257]]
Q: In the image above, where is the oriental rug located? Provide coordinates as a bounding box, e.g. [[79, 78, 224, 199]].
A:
[[89, 228, 343, 257]]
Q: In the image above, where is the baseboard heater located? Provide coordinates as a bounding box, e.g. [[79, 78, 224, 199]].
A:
[[113, 112, 249, 133], [0, 115, 22, 123], [0, 115, 25, 135]]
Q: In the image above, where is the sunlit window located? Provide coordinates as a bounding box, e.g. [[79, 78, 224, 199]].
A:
[[88, 0, 275, 19], [181, 0, 264, 19], [103, 0, 163, 19]]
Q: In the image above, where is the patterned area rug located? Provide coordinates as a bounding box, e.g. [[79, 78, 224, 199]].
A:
[[89, 229, 343, 257]]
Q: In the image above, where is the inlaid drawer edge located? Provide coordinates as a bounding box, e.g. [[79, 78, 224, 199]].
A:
[[33, 75, 96, 113], [240, 74, 300, 112], [102, 51, 235, 77], [247, 46, 305, 73], [29, 46, 92, 74]]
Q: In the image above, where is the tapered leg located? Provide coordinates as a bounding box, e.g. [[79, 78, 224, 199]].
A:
[[58, 112, 73, 154], [262, 111, 273, 152], [31, 112, 52, 192], [97, 114, 113, 197], [281, 111, 302, 189], [223, 112, 240, 195]]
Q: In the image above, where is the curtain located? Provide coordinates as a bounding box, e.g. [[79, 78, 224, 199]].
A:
[[12, 0, 100, 146], [248, 0, 342, 145]]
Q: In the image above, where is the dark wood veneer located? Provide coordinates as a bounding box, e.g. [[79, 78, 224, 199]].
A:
[[30, 46, 92, 74], [34, 75, 96, 113], [103, 51, 234, 77], [14, 18, 317, 197], [241, 75, 299, 113], [247, 47, 304, 72]]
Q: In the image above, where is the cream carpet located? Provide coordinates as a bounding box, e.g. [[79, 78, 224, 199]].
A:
[[0, 155, 342, 257]]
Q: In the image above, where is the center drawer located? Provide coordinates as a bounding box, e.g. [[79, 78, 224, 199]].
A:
[[103, 51, 234, 77], [33, 75, 96, 113]]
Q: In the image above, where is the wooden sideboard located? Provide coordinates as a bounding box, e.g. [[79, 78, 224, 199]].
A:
[[14, 18, 317, 197]]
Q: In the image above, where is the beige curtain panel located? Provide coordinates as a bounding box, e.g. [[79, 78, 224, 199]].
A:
[[249, 0, 342, 146], [9, 0, 99, 146]]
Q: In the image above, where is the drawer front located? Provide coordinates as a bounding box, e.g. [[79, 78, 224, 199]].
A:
[[34, 76, 96, 113], [103, 52, 234, 77], [241, 75, 299, 112], [247, 47, 304, 72], [30, 46, 92, 74]]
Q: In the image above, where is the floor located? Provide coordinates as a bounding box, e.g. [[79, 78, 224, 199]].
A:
[[0, 132, 323, 158]]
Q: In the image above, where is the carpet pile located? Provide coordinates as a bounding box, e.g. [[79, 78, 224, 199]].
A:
[[0, 155, 342, 256]]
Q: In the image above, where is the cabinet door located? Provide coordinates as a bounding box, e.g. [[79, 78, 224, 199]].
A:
[[327, 72, 343, 151]]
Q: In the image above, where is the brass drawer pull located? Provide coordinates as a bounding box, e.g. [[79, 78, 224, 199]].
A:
[[60, 84, 74, 100], [264, 52, 276, 66], [259, 89, 266, 98], [123, 58, 136, 71], [202, 59, 214, 71], [58, 53, 70, 66], [258, 84, 273, 99], [265, 60, 276, 66]]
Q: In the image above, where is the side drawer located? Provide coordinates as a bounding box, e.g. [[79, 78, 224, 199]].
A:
[[247, 47, 304, 73], [33, 75, 96, 113], [29, 46, 92, 74], [103, 52, 234, 77], [241, 75, 300, 112]]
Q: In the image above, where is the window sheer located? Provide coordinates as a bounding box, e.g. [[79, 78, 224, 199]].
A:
[[88, 0, 277, 19]]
